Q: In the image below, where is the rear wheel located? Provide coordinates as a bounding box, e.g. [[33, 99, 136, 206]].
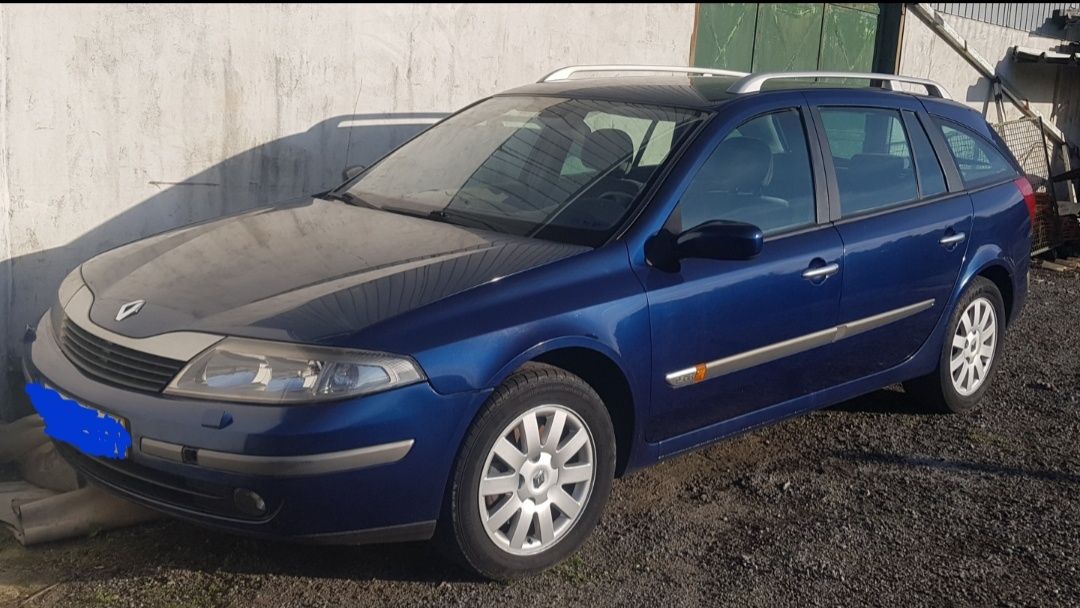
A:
[[904, 277, 1005, 414], [439, 363, 615, 580]]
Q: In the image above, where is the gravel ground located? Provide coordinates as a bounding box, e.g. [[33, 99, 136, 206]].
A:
[[2, 267, 1078, 608]]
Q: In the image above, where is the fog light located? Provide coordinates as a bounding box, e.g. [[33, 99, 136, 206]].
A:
[[233, 488, 267, 516]]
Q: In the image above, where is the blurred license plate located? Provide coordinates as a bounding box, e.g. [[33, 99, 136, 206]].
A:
[[24, 383, 132, 459]]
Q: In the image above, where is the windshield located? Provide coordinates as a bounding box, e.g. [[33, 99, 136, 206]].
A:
[[341, 96, 705, 247]]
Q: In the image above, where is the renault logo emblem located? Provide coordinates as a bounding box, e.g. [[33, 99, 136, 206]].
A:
[[115, 299, 146, 321]]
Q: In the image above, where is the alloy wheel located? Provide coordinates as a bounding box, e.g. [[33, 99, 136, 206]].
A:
[[477, 404, 595, 556], [949, 296, 998, 397]]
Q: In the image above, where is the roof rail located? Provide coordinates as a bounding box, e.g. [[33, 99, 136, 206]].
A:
[[540, 65, 749, 82], [727, 71, 951, 99]]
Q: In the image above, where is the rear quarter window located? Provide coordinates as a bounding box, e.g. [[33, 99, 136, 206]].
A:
[[934, 118, 1018, 188]]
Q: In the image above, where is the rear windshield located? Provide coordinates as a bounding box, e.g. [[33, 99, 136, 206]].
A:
[[341, 96, 705, 247]]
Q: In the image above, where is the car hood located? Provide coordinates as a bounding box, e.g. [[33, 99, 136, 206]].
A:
[[81, 198, 587, 342]]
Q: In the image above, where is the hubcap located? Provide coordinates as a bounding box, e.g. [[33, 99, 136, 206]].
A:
[[478, 405, 595, 556], [950, 297, 997, 397]]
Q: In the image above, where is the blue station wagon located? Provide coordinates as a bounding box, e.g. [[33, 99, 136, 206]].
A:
[[23, 66, 1032, 579]]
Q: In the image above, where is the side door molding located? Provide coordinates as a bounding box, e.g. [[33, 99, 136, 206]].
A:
[[665, 298, 935, 387]]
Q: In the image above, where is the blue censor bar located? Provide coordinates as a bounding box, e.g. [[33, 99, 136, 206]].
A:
[[25, 383, 132, 459]]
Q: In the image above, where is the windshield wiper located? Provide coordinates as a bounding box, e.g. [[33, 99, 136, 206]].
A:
[[321, 191, 378, 209], [326, 194, 504, 232], [373, 204, 503, 232], [430, 208, 503, 232]]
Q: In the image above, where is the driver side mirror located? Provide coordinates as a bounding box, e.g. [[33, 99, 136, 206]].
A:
[[342, 164, 367, 181], [646, 220, 763, 272]]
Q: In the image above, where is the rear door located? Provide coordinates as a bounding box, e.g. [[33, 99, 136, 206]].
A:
[[804, 90, 972, 381]]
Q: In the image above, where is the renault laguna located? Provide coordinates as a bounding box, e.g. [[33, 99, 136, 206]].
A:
[[23, 66, 1031, 579]]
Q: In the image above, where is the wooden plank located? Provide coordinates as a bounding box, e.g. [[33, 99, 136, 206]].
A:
[[1053, 257, 1080, 269], [1036, 260, 1069, 272]]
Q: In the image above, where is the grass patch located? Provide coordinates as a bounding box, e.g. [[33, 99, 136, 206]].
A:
[[551, 555, 592, 585], [92, 589, 122, 606], [967, 428, 1011, 450]]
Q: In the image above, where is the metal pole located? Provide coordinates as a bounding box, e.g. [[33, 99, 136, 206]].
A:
[[1062, 143, 1078, 208], [1039, 117, 1054, 195]]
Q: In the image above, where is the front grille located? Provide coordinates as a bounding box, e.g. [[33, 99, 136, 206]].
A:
[[58, 317, 186, 393]]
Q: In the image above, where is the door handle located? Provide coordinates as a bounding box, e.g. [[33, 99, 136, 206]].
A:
[[802, 262, 840, 280], [939, 232, 967, 247]]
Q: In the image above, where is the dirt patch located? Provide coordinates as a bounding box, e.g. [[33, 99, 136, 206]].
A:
[[2, 268, 1079, 607]]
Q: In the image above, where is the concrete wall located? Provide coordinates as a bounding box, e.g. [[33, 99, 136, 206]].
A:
[[898, 6, 1080, 152], [0, 3, 695, 412]]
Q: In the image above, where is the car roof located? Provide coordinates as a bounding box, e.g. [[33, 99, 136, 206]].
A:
[[497, 75, 743, 110], [497, 74, 950, 112]]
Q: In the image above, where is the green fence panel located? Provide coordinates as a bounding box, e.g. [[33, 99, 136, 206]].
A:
[[819, 3, 879, 72], [692, 3, 890, 76], [692, 3, 758, 72], [752, 3, 825, 72], [830, 3, 879, 14]]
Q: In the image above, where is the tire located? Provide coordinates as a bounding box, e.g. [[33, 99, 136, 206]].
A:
[[903, 277, 1006, 414], [438, 363, 616, 580]]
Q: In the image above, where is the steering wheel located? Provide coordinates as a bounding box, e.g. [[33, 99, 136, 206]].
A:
[[593, 178, 641, 207], [557, 179, 643, 229]]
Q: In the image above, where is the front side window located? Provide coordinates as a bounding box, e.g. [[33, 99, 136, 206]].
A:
[[820, 107, 918, 217], [671, 109, 817, 235], [342, 96, 705, 247], [935, 119, 1018, 187]]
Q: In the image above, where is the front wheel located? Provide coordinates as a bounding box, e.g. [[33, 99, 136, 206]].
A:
[[439, 363, 616, 580], [904, 277, 1006, 414]]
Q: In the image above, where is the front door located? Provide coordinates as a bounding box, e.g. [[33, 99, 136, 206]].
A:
[[637, 105, 844, 442]]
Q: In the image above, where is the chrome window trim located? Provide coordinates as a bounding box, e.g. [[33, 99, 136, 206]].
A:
[[63, 286, 224, 362], [666, 299, 935, 388]]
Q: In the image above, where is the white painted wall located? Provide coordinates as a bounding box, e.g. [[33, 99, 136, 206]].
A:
[[0, 3, 695, 410], [898, 8, 1080, 152]]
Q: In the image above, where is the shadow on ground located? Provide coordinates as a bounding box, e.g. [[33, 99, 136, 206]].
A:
[[828, 386, 929, 416], [2, 519, 478, 591], [835, 449, 1080, 484]]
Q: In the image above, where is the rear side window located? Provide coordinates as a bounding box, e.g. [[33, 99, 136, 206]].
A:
[[935, 119, 1018, 187], [903, 111, 948, 198], [819, 108, 918, 216]]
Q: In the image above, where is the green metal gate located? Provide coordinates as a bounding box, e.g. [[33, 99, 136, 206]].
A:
[[691, 3, 901, 74]]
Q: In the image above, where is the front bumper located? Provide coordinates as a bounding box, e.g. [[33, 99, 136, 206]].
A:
[[24, 312, 489, 543]]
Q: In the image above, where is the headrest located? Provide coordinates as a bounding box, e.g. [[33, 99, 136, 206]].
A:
[[580, 129, 635, 173], [707, 137, 774, 192]]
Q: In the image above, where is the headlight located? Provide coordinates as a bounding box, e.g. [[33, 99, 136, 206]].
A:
[[164, 338, 425, 404]]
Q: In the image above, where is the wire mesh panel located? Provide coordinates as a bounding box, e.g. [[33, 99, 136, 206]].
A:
[[993, 117, 1053, 188], [991, 117, 1080, 252]]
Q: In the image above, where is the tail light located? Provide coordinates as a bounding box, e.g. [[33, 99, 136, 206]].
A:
[[1014, 177, 1036, 223]]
